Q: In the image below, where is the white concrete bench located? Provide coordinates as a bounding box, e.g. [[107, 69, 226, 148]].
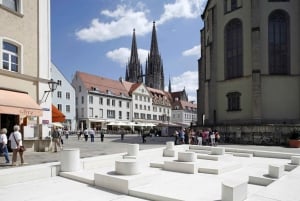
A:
[[60, 148, 81, 172], [178, 152, 196, 162], [163, 160, 197, 174], [115, 159, 140, 175], [163, 141, 176, 157], [210, 147, 225, 155], [123, 144, 139, 159], [291, 156, 300, 165], [233, 153, 253, 158], [268, 164, 284, 179], [222, 179, 248, 201]]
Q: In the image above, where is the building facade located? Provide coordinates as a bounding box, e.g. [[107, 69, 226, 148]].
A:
[[51, 63, 76, 131], [0, 0, 52, 151], [198, 0, 300, 143], [72, 71, 132, 130]]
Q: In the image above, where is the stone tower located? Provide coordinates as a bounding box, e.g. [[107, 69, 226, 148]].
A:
[[145, 21, 164, 90], [125, 29, 143, 83]]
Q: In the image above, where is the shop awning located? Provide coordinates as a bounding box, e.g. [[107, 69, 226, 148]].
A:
[[52, 104, 65, 122], [0, 89, 43, 116]]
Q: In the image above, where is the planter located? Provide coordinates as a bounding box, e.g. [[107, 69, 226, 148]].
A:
[[288, 139, 300, 148]]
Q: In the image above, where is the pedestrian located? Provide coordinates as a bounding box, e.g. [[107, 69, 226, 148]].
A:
[[8, 125, 25, 166], [174, 130, 179, 145], [100, 130, 104, 142], [51, 127, 62, 152], [89, 128, 95, 142], [64, 129, 69, 139], [120, 128, 125, 141], [0, 128, 10, 164], [78, 130, 83, 140], [197, 130, 202, 146], [83, 128, 88, 142], [142, 133, 146, 143]]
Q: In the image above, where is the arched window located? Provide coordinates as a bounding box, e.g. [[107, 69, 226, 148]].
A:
[[225, 19, 243, 79], [268, 10, 290, 75]]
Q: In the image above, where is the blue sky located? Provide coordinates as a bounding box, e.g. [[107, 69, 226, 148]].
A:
[[51, 0, 208, 101]]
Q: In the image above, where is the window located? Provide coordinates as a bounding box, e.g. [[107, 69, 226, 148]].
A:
[[147, 114, 151, 120], [99, 97, 103, 105], [268, 10, 290, 75], [57, 104, 62, 111], [79, 86, 81, 92], [231, 0, 237, 10], [144, 105, 146, 110], [66, 92, 70, 100], [119, 101, 122, 107], [112, 99, 115, 106], [57, 80, 62, 86], [224, 0, 240, 13], [139, 105, 142, 110], [225, 19, 243, 79], [153, 115, 157, 120], [126, 102, 130, 108], [141, 113, 145, 119], [107, 99, 110, 106], [99, 109, 103, 118], [89, 107, 93, 117], [2, 41, 19, 72], [66, 105, 70, 113], [119, 111, 122, 119], [134, 113, 139, 119], [135, 95, 138, 100], [81, 96, 84, 104], [126, 112, 130, 120], [2, 0, 19, 12], [226, 92, 241, 111], [57, 91, 62, 98], [107, 110, 115, 118], [89, 96, 93, 104]]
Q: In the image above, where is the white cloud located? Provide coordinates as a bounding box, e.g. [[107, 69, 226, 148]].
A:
[[182, 45, 200, 57], [76, 5, 152, 42], [170, 71, 198, 101], [106, 47, 149, 66], [75, 0, 208, 42], [157, 0, 207, 24]]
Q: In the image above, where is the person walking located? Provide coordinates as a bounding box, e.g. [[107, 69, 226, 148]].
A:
[[83, 128, 89, 142], [100, 130, 104, 142], [89, 128, 95, 142], [0, 128, 10, 164], [51, 127, 62, 152], [8, 125, 25, 166]]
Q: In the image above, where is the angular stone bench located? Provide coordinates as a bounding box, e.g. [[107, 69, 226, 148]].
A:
[[268, 164, 284, 179], [163, 141, 176, 157], [163, 160, 198, 174], [233, 153, 253, 158], [291, 156, 300, 165], [210, 147, 225, 155], [222, 179, 248, 201], [178, 152, 196, 162]]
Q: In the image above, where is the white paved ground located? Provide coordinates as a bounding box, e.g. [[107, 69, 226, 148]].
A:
[[1, 145, 300, 201]]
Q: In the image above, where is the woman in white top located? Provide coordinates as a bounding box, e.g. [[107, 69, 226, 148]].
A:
[[0, 128, 10, 163], [8, 125, 24, 166]]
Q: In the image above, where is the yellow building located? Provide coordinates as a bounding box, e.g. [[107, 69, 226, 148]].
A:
[[0, 0, 52, 151], [198, 0, 300, 144]]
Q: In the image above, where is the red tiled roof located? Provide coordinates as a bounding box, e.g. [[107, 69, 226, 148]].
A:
[[76, 71, 129, 97]]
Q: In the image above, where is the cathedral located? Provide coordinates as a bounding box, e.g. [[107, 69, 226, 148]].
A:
[[125, 22, 164, 91]]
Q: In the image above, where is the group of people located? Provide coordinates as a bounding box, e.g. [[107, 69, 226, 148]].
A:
[[0, 125, 25, 166], [174, 128, 220, 146], [76, 128, 105, 142]]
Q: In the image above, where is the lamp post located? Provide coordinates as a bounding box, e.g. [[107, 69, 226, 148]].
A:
[[40, 79, 59, 103]]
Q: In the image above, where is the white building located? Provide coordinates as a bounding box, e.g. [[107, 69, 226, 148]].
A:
[[51, 63, 76, 131], [0, 0, 52, 151], [72, 71, 132, 130]]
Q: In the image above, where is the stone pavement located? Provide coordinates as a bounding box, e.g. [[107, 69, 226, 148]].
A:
[[1, 134, 300, 201]]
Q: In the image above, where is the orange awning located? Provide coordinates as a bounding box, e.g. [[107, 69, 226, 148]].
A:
[[52, 104, 65, 122], [0, 89, 43, 116]]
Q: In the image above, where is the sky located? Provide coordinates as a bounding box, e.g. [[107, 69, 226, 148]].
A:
[[51, 0, 208, 101]]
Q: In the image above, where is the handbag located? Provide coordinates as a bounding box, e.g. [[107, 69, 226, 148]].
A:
[[12, 132, 26, 152]]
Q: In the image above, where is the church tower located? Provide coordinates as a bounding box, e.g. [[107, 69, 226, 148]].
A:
[[145, 21, 164, 90], [125, 29, 143, 83]]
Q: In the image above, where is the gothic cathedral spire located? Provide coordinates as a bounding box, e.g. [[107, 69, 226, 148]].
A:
[[125, 29, 143, 83], [145, 21, 164, 90]]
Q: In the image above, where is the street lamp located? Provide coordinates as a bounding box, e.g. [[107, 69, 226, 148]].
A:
[[40, 79, 59, 102]]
